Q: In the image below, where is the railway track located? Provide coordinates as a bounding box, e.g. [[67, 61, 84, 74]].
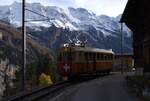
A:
[[3, 81, 72, 101], [3, 75, 108, 101]]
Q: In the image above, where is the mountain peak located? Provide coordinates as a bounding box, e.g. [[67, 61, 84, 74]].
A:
[[0, 2, 130, 35], [11, 1, 21, 6]]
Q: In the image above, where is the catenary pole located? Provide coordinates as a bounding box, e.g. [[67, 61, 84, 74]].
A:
[[22, 0, 26, 91], [121, 23, 123, 74]]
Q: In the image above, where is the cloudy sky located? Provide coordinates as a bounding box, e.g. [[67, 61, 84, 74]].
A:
[[0, 0, 128, 17]]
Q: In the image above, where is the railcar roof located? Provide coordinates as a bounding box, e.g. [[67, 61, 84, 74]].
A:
[[73, 47, 114, 54]]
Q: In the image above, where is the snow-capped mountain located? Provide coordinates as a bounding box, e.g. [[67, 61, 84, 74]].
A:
[[0, 2, 132, 53], [0, 2, 130, 35]]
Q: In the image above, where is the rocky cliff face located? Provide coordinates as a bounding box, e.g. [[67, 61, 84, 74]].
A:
[[0, 21, 52, 66]]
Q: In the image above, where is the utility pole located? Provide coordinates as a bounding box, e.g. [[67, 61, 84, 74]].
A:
[[121, 23, 123, 74], [22, 0, 26, 91]]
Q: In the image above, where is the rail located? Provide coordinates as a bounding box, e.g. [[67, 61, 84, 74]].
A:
[[3, 81, 71, 101]]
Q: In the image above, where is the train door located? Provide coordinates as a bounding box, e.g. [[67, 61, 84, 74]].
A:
[[93, 53, 96, 73], [75, 51, 85, 74], [85, 52, 89, 73]]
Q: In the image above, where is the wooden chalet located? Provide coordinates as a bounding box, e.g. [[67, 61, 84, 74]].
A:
[[121, 0, 150, 72]]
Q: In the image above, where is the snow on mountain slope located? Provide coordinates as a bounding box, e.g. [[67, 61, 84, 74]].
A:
[[0, 2, 131, 37], [0, 2, 133, 54]]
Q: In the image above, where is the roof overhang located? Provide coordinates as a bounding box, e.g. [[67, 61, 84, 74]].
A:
[[120, 0, 150, 33]]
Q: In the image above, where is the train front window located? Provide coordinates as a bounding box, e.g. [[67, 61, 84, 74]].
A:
[[58, 53, 62, 61], [62, 52, 73, 61]]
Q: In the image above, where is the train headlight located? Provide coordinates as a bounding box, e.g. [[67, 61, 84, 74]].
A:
[[63, 64, 70, 72]]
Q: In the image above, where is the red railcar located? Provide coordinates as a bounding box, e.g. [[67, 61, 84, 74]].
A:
[[57, 44, 114, 78]]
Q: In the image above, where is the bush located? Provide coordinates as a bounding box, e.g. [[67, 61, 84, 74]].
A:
[[39, 73, 53, 86]]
